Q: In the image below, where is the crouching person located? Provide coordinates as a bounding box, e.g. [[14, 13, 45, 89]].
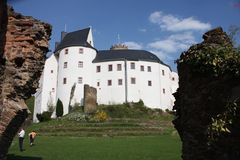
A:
[[29, 131, 37, 146]]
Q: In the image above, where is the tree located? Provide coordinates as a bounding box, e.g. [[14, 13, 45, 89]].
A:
[[56, 99, 63, 117]]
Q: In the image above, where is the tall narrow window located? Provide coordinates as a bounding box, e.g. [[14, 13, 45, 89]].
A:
[[79, 48, 83, 54], [52, 88, 55, 92], [162, 70, 165, 76], [117, 64, 122, 71], [78, 77, 83, 84], [108, 64, 113, 71], [147, 66, 151, 72], [65, 49, 68, 54], [63, 78, 67, 84], [96, 66, 101, 72], [118, 79, 123, 85], [148, 81, 152, 86], [130, 62, 135, 69], [64, 62, 67, 68], [51, 70, 53, 73], [78, 61, 83, 68], [163, 88, 166, 94], [131, 77, 136, 84], [140, 65, 144, 71], [97, 82, 100, 87], [108, 80, 112, 86]]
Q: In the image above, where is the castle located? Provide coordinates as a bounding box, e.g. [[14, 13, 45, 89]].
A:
[[33, 27, 178, 122]]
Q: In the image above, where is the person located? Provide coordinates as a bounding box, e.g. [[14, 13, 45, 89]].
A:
[[18, 128, 25, 152], [28, 131, 37, 146]]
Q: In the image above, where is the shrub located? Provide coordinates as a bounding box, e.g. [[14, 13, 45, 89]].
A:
[[56, 99, 64, 117], [92, 110, 108, 122], [36, 111, 52, 122], [64, 112, 87, 122]]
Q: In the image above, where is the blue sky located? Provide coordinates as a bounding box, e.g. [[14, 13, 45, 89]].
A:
[[9, 0, 240, 71]]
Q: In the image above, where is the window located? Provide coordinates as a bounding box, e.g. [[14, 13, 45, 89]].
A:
[[130, 62, 135, 69], [78, 61, 83, 68], [162, 70, 165, 76], [108, 64, 113, 71], [148, 81, 152, 86], [117, 64, 122, 71], [51, 70, 53, 73], [52, 88, 55, 92], [140, 65, 144, 71], [118, 79, 123, 85], [64, 62, 67, 68], [78, 77, 83, 84], [63, 78, 67, 84], [108, 80, 112, 86], [97, 82, 100, 87], [147, 66, 151, 72], [172, 77, 175, 81], [79, 48, 83, 54], [131, 77, 136, 84], [163, 88, 166, 94], [65, 49, 68, 54], [96, 66, 101, 72]]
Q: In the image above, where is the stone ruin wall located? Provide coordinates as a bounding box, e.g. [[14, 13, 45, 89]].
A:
[[173, 27, 240, 160], [0, 3, 51, 159], [84, 84, 97, 114]]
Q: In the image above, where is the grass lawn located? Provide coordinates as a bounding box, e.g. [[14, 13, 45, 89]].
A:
[[8, 135, 181, 160]]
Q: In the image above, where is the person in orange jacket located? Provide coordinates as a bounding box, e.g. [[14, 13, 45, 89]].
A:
[[28, 131, 37, 146]]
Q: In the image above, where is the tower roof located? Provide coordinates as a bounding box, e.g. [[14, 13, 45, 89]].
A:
[[54, 28, 95, 53]]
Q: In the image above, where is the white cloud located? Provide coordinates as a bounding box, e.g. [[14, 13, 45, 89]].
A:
[[150, 50, 174, 61], [148, 39, 178, 53], [149, 11, 211, 32], [148, 32, 195, 53], [124, 41, 143, 50], [147, 32, 196, 61], [139, 28, 147, 32]]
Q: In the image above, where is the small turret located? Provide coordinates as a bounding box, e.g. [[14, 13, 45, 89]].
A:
[[110, 44, 128, 50]]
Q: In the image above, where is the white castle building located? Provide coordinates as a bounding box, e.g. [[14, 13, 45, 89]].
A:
[[33, 27, 178, 122]]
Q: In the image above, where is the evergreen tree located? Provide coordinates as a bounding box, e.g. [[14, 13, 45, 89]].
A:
[[56, 99, 63, 117]]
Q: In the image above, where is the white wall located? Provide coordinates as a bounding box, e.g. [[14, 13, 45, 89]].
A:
[[33, 54, 58, 122], [92, 60, 177, 109], [56, 46, 97, 114], [93, 61, 126, 105]]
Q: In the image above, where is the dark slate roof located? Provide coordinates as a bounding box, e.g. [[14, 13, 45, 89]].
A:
[[54, 28, 95, 53], [93, 49, 170, 69]]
